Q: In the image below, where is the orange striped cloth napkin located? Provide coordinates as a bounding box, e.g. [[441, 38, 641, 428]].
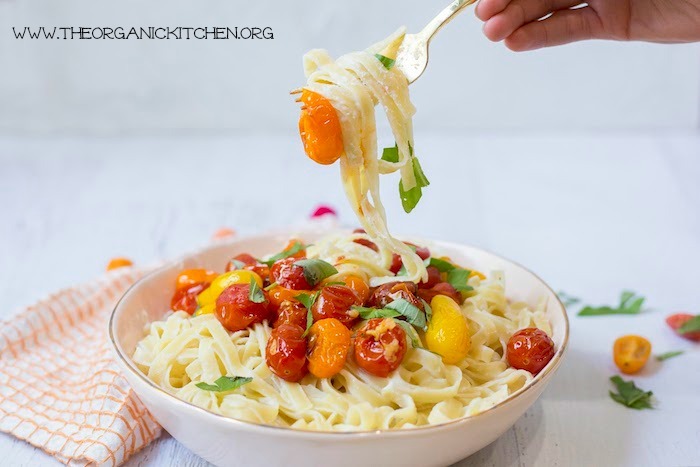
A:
[[0, 266, 161, 466]]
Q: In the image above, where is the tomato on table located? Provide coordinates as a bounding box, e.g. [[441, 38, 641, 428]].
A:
[[506, 328, 555, 375], [215, 284, 270, 332], [266, 323, 308, 382], [298, 90, 344, 165], [354, 318, 407, 377], [307, 318, 352, 379], [175, 269, 219, 290], [312, 285, 362, 328], [613, 335, 651, 374], [270, 258, 312, 290], [666, 313, 700, 342], [171, 282, 209, 315], [274, 300, 308, 329]]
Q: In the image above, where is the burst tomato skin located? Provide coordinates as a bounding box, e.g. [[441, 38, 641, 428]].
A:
[[312, 285, 362, 328], [171, 282, 209, 315], [418, 266, 441, 289], [506, 328, 555, 375], [274, 300, 308, 329], [368, 281, 424, 311], [215, 284, 269, 332], [266, 323, 308, 382], [666, 313, 700, 342], [270, 258, 312, 290], [354, 318, 407, 377], [613, 335, 652, 374], [307, 318, 352, 379], [417, 282, 461, 304]]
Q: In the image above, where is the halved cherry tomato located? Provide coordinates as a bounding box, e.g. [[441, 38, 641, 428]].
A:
[[106, 257, 133, 271], [368, 281, 424, 311], [298, 90, 344, 165], [171, 282, 209, 315], [506, 328, 555, 375], [215, 284, 269, 332], [354, 318, 407, 377], [266, 323, 308, 382], [268, 285, 312, 311], [613, 335, 652, 374], [343, 275, 370, 304], [175, 269, 219, 291], [270, 258, 312, 290], [312, 285, 362, 328], [307, 318, 352, 379], [417, 282, 461, 305], [274, 300, 308, 329], [666, 313, 700, 342]]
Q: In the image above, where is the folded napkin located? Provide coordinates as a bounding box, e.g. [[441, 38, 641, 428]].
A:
[[0, 267, 161, 466]]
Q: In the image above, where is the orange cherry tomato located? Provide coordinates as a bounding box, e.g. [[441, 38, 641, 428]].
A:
[[215, 284, 270, 332], [343, 275, 370, 304], [354, 318, 407, 377], [613, 335, 651, 374], [298, 90, 344, 165], [175, 269, 219, 291], [307, 318, 352, 379], [507, 328, 555, 375], [106, 257, 133, 271], [266, 323, 308, 382], [171, 282, 209, 315], [268, 286, 312, 311], [283, 239, 306, 260]]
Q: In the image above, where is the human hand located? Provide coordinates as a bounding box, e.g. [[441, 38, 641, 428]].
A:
[[475, 0, 700, 51]]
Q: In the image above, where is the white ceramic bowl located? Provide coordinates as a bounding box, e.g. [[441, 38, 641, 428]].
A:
[[109, 228, 569, 467]]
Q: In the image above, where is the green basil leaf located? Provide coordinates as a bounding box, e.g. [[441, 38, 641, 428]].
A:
[[386, 298, 426, 330], [426, 257, 455, 273], [557, 291, 581, 308], [353, 306, 401, 320], [392, 319, 423, 348], [248, 278, 265, 303], [324, 281, 346, 286], [608, 376, 654, 410], [375, 53, 395, 69], [399, 154, 430, 214], [294, 259, 338, 287], [678, 315, 700, 334], [578, 291, 645, 317], [422, 299, 432, 323], [447, 268, 474, 292], [381, 145, 399, 163], [261, 241, 306, 266], [196, 376, 252, 392], [655, 350, 684, 361], [412, 156, 430, 188], [296, 291, 320, 338], [227, 259, 246, 270]]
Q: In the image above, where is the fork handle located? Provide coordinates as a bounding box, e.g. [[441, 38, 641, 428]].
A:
[[419, 0, 478, 42]]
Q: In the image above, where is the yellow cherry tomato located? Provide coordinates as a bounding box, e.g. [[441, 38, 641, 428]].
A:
[[613, 335, 651, 374], [196, 270, 263, 306], [194, 303, 216, 316], [425, 295, 471, 364]]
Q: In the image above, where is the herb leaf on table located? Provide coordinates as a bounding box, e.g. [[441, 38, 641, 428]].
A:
[[578, 290, 645, 316], [609, 376, 654, 410], [196, 376, 252, 392], [655, 350, 684, 361]]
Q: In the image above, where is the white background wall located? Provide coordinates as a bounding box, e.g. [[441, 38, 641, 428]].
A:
[[1, 0, 699, 135]]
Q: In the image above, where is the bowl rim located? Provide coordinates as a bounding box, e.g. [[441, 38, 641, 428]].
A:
[[109, 230, 570, 438]]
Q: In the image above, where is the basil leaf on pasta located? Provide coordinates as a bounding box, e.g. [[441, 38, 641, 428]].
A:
[[196, 376, 252, 392], [294, 259, 338, 287], [422, 299, 433, 323], [426, 257, 455, 273], [392, 319, 423, 348], [375, 53, 395, 69], [447, 269, 473, 292], [353, 306, 401, 320], [381, 145, 399, 163], [261, 241, 306, 266], [248, 278, 265, 303], [296, 291, 320, 337], [386, 298, 426, 330]]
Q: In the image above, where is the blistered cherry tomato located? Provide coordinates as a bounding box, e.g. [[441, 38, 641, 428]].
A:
[[215, 284, 270, 332], [226, 253, 257, 269], [354, 318, 408, 377], [418, 266, 441, 289], [268, 285, 312, 311], [417, 282, 462, 304], [171, 282, 209, 315], [266, 323, 308, 382], [368, 281, 424, 311], [307, 318, 352, 379], [389, 254, 403, 274], [271, 258, 311, 290], [506, 328, 555, 375], [354, 238, 379, 252], [274, 300, 308, 329], [175, 269, 219, 290], [312, 285, 362, 328], [666, 313, 700, 342], [405, 242, 430, 261], [343, 275, 370, 304], [298, 90, 344, 165], [613, 335, 652, 374]]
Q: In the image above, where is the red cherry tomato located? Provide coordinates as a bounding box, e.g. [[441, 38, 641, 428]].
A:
[[215, 284, 270, 332], [274, 300, 308, 329], [354, 238, 379, 252], [405, 242, 430, 261], [226, 254, 271, 283], [368, 281, 424, 311], [418, 266, 441, 289], [270, 258, 312, 290], [390, 254, 403, 274], [170, 282, 209, 315], [266, 323, 308, 382], [417, 282, 461, 305], [354, 318, 408, 377], [506, 328, 555, 375], [312, 285, 362, 328], [666, 313, 700, 341]]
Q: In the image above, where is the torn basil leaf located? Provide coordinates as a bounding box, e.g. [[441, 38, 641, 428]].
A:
[[227, 259, 246, 271], [609, 376, 653, 410], [381, 145, 399, 163], [578, 290, 645, 316], [260, 241, 306, 266], [353, 306, 401, 320], [392, 319, 423, 348], [296, 291, 320, 337], [248, 278, 265, 303], [294, 259, 338, 287], [399, 156, 430, 213], [678, 315, 700, 334], [375, 53, 395, 69], [426, 257, 455, 273], [386, 298, 427, 330], [655, 350, 683, 361], [447, 268, 474, 293], [195, 376, 252, 392]]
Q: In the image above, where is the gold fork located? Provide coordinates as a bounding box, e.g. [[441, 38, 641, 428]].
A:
[[393, 0, 478, 83]]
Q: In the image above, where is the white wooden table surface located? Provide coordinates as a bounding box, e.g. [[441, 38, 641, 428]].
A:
[[1, 131, 699, 466]]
